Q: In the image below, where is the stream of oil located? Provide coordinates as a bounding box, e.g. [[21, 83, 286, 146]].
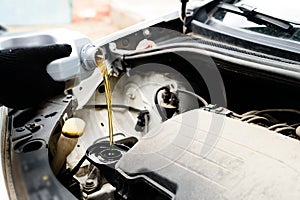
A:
[[97, 60, 114, 146]]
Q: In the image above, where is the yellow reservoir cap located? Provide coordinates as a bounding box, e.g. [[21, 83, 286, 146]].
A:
[[62, 117, 86, 138]]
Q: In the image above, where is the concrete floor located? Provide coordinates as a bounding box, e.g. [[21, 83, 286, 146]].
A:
[[6, 18, 120, 41], [5, 0, 181, 41]]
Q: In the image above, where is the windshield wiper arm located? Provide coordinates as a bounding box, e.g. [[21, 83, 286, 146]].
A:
[[218, 2, 294, 31]]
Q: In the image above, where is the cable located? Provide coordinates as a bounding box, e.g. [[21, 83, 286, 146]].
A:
[[246, 116, 269, 124], [249, 109, 300, 116], [240, 109, 299, 137], [241, 114, 258, 121], [268, 123, 289, 131], [154, 86, 209, 122], [275, 127, 295, 134], [231, 112, 243, 118], [154, 86, 170, 122], [240, 110, 259, 117], [177, 89, 208, 106]]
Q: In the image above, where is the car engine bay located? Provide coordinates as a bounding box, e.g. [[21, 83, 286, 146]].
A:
[[3, 1, 300, 199]]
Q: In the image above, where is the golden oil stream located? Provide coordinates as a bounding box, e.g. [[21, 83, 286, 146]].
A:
[[96, 60, 114, 146]]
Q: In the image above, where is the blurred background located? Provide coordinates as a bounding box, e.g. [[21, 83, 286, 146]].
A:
[[0, 0, 181, 40]]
